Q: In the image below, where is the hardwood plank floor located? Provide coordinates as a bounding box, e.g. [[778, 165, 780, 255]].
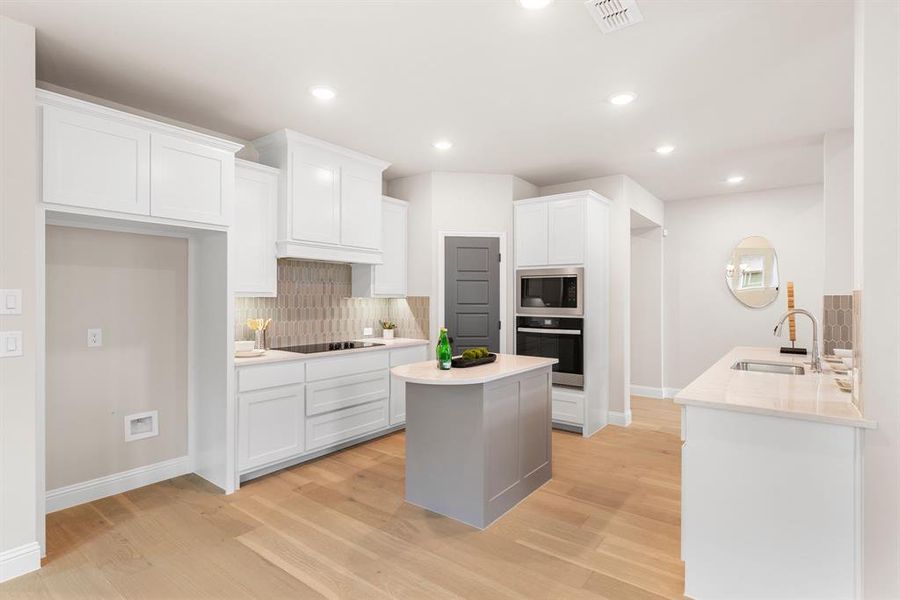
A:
[[3, 397, 683, 599]]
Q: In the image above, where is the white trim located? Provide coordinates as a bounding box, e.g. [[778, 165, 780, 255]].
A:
[[663, 387, 681, 399], [608, 410, 633, 427], [0, 542, 41, 583], [45, 456, 190, 514], [437, 231, 508, 353], [36, 206, 46, 557], [252, 129, 391, 171], [630, 385, 665, 399], [513, 189, 610, 206]]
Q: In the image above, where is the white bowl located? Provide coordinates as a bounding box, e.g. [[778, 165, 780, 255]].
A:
[[834, 348, 853, 358], [235, 340, 255, 352]]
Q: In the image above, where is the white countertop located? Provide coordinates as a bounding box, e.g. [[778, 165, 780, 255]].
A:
[[234, 337, 429, 367], [390, 353, 557, 385], [674, 346, 875, 429]]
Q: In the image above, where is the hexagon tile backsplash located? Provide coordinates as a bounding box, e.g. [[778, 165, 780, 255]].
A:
[[822, 294, 853, 355]]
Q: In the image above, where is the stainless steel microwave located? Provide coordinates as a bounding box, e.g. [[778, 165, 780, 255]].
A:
[[516, 267, 584, 317]]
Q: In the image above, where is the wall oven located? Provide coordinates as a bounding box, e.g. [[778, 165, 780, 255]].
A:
[[516, 316, 584, 388], [516, 267, 583, 317]]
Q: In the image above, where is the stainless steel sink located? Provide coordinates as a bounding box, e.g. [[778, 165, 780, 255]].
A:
[[730, 360, 806, 375]]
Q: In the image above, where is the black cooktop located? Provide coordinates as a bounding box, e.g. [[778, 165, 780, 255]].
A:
[[275, 341, 385, 354]]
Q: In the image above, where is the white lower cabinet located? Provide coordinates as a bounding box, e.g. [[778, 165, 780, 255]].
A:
[[236, 344, 428, 479], [238, 384, 305, 472], [551, 387, 584, 425], [389, 345, 428, 425]]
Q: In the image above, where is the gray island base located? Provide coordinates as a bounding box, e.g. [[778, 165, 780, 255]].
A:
[[391, 354, 557, 529]]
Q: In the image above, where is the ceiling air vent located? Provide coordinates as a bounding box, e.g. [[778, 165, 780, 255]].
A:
[[584, 0, 644, 34]]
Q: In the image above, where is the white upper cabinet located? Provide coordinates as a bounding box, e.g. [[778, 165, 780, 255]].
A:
[[233, 160, 279, 297], [514, 201, 549, 267], [42, 104, 151, 215], [254, 130, 390, 264], [351, 197, 408, 297], [514, 193, 588, 267], [150, 134, 234, 226], [548, 197, 585, 265], [38, 90, 241, 227]]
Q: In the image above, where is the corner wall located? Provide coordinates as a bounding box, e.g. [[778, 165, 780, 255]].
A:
[[0, 15, 39, 582]]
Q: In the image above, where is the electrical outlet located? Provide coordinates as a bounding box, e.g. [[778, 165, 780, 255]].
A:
[[363, 327, 373, 336], [87, 328, 102, 347]]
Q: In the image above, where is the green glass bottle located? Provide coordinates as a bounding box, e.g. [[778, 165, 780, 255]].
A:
[[436, 327, 452, 370]]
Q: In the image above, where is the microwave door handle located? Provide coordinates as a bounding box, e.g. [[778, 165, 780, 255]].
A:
[[517, 327, 582, 335]]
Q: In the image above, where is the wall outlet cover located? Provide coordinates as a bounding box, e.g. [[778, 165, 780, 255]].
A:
[[87, 328, 102, 347], [0, 289, 22, 315], [0, 331, 23, 357], [125, 410, 159, 442], [363, 327, 373, 336]]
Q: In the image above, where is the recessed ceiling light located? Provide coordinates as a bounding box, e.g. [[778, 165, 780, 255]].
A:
[[433, 139, 453, 151], [655, 144, 675, 155], [309, 85, 336, 101], [726, 175, 745, 184], [608, 92, 637, 106], [518, 0, 553, 9]]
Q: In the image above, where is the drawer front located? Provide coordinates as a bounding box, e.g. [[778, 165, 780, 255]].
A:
[[306, 351, 389, 382], [305, 399, 389, 452], [238, 384, 305, 472], [238, 361, 305, 392], [552, 389, 584, 424], [306, 371, 389, 416], [389, 345, 428, 367]]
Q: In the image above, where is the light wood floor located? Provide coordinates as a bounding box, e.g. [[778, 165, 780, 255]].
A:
[[4, 397, 683, 599]]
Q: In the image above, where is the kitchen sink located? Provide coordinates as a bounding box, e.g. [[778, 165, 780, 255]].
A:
[[730, 360, 806, 375]]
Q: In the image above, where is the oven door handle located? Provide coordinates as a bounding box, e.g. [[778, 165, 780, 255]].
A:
[[516, 327, 582, 335]]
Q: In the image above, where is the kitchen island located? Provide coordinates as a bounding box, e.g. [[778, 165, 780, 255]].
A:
[[391, 354, 557, 529], [676, 346, 874, 600]]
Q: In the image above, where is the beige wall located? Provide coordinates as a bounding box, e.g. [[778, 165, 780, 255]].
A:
[[0, 15, 39, 565], [630, 225, 664, 390], [45, 226, 188, 490]]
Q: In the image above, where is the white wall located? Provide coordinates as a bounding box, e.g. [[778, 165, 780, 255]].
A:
[[854, 1, 900, 596], [663, 184, 824, 390], [0, 15, 40, 581], [823, 129, 854, 294], [388, 172, 536, 352], [45, 227, 188, 491], [630, 224, 664, 391], [539, 175, 665, 419]]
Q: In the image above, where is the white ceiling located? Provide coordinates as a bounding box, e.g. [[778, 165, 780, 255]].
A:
[[0, 0, 853, 201]]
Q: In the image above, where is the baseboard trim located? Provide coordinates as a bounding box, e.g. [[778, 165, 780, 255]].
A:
[[46, 456, 190, 513], [0, 542, 41, 583], [630, 385, 665, 399], [608, 410, 632, 427]]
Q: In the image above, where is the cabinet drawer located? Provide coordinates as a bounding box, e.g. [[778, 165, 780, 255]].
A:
[[390, 345, 428, 367], [306, 370, 389, 416], [552, 388, 584, 424], [306, 351, 389, 382], [238, 361, 305, 392], [305, 399, 389, 452]]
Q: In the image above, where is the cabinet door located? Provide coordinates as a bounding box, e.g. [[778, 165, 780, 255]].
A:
[[238, 384, 305, 472], [515, 202, 549, 267], [340, 167, 382, 250], [389, 346, 427, 425], [290, 151, 340, 244], [548, 198, 585, 265], [373, 199, 407, 296], [42, 105, 150, 215], [150, 134, 234, 225], [233, 165, 278, 296]]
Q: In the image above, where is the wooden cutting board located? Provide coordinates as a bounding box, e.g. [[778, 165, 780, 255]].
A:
[[787, 282, 796, 343]]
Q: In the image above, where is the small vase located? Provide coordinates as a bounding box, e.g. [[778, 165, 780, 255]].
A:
[[383, 329, 395, 340], [254, 329, 265, 350]]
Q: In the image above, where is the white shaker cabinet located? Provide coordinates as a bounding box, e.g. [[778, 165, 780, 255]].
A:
[[41, 104, 151, 216], [233, 160, 279, 297], [237, 384, 305, 472], [514, 195, 586, 267], [38, 90, 241, 228], [388, 345, 428, 424], [150, 133, 234, 226], [351, 197, 408, 298], [253, 129, 390, 264]]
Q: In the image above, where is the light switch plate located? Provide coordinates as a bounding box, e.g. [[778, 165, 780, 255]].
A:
[[0, 331, 23, 357], [87, 328, 102, 347], [0, 289, 22, 315]]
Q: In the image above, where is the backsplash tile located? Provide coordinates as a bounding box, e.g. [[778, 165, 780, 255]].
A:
[[822, 294, 853, 355], [235, 259, 429, 347]]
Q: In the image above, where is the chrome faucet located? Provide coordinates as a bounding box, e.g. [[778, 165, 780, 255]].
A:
[[773, 308, 821, 372]]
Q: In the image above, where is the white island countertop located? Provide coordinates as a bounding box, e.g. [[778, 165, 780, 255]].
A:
[[391, 353, 557, 385], [674, 346, 875, 429], [234, 337, 429, 367]]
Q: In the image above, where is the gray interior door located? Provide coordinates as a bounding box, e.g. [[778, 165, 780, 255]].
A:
[[444, 236, 500, 354]]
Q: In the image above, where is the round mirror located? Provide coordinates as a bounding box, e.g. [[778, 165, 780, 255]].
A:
[[725, 236, 780, 308]]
